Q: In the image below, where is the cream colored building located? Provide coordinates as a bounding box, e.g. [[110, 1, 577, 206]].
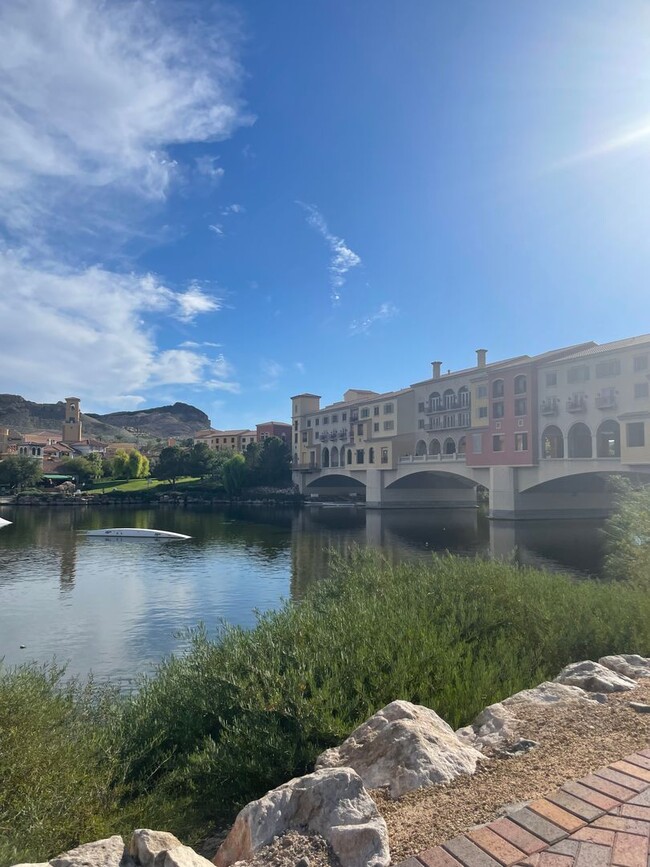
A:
[[194, 429, 258, 453]]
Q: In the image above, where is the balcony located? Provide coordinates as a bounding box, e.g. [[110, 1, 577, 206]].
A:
[[540, 398, 559, 416], [339, 429, 348, 440], [399, 453, 466, 464], [424, 414, 471, 431], [425, 398, 471, 414], [566, 395, 587, 413], [596, 392, 617, 410], [293, 462, 319, 472]]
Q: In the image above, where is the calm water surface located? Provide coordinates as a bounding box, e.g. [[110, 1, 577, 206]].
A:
[[0, 505, 607, 685]]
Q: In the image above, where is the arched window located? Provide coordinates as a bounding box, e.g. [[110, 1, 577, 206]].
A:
[[443, 388, 455, 409], [429, 438, 441, 456], [597, 420, 620, 458], [347, 449, 352, 466], [458, 386, 470, 407], [415, 440, 427, 456], [322, 447, 330, 468], [492, 379, 504, 398], [444, 437, 456, 455], [514, 375, 527, 395], [568, 423, 592, 459], [429, 391, 441, 410], [369, 447, 375, 464], [331, 446, 339, 467], [542, 425, 564, 459], [458, 436, 466, 455]]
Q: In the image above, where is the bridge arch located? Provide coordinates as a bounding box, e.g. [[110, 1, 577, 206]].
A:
[[568, 422, 592, 458], [596, 420, 620, 458], [542, 424, 564, 459]]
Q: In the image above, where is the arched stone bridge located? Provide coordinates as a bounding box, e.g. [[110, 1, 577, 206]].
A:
[[293, 457, 650, 519]]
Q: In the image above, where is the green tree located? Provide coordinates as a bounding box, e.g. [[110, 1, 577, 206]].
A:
[[244, 441, 262, 472], [187, 443, 217, 479], [63, 457, 95, 486], [0, 456, 43, 492], [257, 436, 291, 486], [127, 450, 150, 480], [84, 452, 104, 482], [111, 449, 131, 480], [603, 479, 650, 585], [153, 446, 187, 487], [222, 453, 247, 497]]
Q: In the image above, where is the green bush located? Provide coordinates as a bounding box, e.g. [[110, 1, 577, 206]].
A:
[[118, 551, 650, 829], [603, 480, 650, 585], [0, 664, 123, 866]]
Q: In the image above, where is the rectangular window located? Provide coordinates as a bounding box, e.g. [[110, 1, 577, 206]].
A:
[[383, 420, 395, 431], [472, 433, 482, 454], [342, 412, 347, 421], [357, 423, 363, 435], [360, 408, 369, 418], [493, 401, 504, 419], [384, 403, 394, 413], [515, 433, 528, 451], [460, 411, 470, 426], [444, 414, 455, 428], [596, 359, 621, 378], [373, 406, 380, 416], [492, 434, 504, 452], [331, 414, 338, 423], [477, 385, 488, 398], [369, 449, 375, 464], [568, 365, 590, 383], [635, 382, 649, 398], [633, 355, 648, 372], [302, 432, 307, 443], [323, 416, 329, 424], [478, 406, 488, 418], [545, 372, 557, 387], [307, 419, 311, 427], [315, 418, 319, 426], [515, 398, 527, 416], [294, 433, 298, 444], [356, 449, 364, 464], [381, 447, 389, 464], [314, 432, 319, 439], [492, 380, 505, 397], [373, 422, 380, 432], [294, 420, 298, 430], [627, 422, 645, 448], [418, 419, 425, 429], [418, 401, 425, 412]]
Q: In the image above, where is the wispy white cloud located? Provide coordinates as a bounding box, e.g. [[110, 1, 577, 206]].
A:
[[175, 283, 222, 323], [349, 303, 398, 336], [196, 156, 226, 183], [208, 223, 224, 236], [180, 340, 222, 349], [0, 0, 251, 243], [298, 202, 361, 303], [260, 359, 283, 391], [0, 251, 235, 407], [221, 203, 245, 215]]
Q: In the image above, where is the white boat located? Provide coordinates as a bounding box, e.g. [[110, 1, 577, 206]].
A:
[[83, 528, 191, 540], [0, 517, 11, 529]]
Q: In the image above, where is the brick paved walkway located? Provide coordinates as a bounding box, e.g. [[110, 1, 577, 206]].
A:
[[394, 749, 650, 867]]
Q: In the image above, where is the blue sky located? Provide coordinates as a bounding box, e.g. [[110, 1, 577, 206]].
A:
[[1, 1, 649, 429]]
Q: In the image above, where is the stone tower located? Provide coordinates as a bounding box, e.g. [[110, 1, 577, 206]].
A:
[[62, 397, 82, 443]]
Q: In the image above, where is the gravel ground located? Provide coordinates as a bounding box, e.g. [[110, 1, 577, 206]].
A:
[[376, 680, 650, 863], [200, 681, 649, 867]]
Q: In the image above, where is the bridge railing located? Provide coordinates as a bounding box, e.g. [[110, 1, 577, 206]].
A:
[[399, 453, 466, 464]]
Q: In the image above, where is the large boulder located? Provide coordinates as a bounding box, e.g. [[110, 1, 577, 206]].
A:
[[599, 654, 650, 680], [554, 660, 637, 693], [213, 767, 389, 867], [456, 681, 596, 754], [315, 700, 482, 799], [50, 837, 134, 867], [128, 831, 183, 867], [162, 847, 213, 867]]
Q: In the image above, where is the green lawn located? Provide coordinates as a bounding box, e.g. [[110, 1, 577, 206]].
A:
[[85, 476, 199, 494]]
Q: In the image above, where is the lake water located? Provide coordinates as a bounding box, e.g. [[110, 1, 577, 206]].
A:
[[0, 504, 607, 686]]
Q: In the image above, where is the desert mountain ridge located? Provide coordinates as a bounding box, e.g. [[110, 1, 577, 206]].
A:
[[0, 394, 211, 441]]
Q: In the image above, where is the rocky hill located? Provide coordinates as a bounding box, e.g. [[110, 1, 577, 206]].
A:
[[0, 395, 211, 440]]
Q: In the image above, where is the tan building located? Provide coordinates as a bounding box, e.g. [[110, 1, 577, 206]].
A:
[[194, 428, 258, 453], [62, 397, 82, 443]]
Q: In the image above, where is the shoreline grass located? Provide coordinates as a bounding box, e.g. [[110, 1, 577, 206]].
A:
[[1, 550, 649, 866]]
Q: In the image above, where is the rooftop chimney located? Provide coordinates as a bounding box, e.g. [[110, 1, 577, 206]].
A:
[[476, 348, 487, 368], [431, 361, 442, 379]]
